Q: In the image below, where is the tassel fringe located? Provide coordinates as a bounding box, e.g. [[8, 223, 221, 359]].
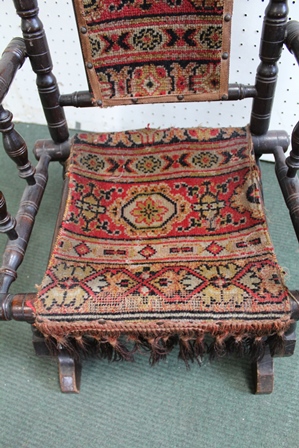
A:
[[42, 330, 288, 366]]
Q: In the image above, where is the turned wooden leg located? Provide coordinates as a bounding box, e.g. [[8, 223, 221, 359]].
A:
[[57, 349, 81, 393], [253, 346, 274, 394], [0, 192, 18, 240]]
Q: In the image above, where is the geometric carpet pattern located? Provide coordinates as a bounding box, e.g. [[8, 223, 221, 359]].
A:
[[34, 126, 291, 348], [74, 0, 233, 106]]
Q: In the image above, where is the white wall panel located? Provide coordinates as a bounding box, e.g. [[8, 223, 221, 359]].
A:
[[0, 0, 298, 160]]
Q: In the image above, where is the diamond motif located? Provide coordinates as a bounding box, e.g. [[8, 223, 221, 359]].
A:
[[74, 242, 91, 256], [206, 242, 224, 255], [139, 245, 157, 259], [131, 65, 171, 97]]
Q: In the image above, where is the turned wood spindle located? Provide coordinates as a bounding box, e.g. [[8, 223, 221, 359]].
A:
[[0, 154, 50, 293], [0, 106, 36, 185], [285, 21, 299, 177], [250, 0, 288, 135], [286, 122, 299, 177], [0, 38, 27, 104], [13, 0, 69, 144], [285, 20, 299, 66], [0, 191, 18, 240]]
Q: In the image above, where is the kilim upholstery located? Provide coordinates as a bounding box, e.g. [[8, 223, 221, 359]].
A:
[[74, 0, 233, 106], [1, 0, 299, 393], [34, 126, 291, 361]]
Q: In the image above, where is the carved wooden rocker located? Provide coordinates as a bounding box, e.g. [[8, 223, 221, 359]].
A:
[[0, 0, 299, 393]]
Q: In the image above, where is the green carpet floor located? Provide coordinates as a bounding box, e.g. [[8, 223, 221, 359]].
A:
[[0, 123, 299, 448]]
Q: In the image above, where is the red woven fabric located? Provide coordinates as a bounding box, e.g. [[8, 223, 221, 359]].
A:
[[73, 0, 232, 105], [35, 126, 291, 347]]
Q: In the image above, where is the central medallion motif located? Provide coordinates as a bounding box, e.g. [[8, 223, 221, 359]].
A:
[[122, 193, 177, 230], [107, 183, 190, 237]]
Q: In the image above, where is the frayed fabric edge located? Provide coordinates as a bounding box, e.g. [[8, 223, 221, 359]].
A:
[[34, 319, 293, 367]]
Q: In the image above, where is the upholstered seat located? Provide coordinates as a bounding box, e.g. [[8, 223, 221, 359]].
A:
[[34, 126, 291, 362]]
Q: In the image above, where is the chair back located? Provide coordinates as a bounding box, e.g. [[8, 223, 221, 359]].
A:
[[73, 0, 233, 107]]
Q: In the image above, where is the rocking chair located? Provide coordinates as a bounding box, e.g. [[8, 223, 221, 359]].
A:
[[0, 0, 299, 394]]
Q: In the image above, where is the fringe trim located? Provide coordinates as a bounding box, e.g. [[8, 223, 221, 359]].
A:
[[39, 328, 289, 367]]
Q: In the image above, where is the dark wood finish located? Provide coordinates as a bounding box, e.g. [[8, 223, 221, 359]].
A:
[[274, 147, 299, 241], [252, 130, 289, 155], [285, 21, 299, 178], [32, 326, 50, 356], [32, 326, 82, 393], [33, 139, 70, 162], [250, 0, 288, 135], [59, 91, 94, 108], [0, 154, 51, 293], [285, 20, 299, 65], [13, 0, 69, 144], [286, 122, 299, 177], [226, 84, 256, 101], [58, 349, 81, 393], [0, 106, 36, 184], [0, 292, 35, 322], [0, 38, 34, 184], [0, 38, 26, 104], [290, 290, 299, 320], [282, 330, 297, 357], [59, 84, 258, 108], [0, 192, 18, 240], [273, 322, 297, 357], [253, 346, 274, 394]]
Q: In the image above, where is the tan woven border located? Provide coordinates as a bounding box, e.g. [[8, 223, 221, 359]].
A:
[[73, 1, 103, 105], [73, 0, 234, 107], [36, 316, 292, 340]]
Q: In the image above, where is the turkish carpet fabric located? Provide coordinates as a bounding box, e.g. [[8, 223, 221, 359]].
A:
[[34, 126, 291, 361], [73, 0, 233, 106]]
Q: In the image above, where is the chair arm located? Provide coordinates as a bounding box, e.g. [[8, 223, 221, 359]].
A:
[[0, 293, 35, 322], [285, 20, 299, 66], [0, 38, 27, 104]]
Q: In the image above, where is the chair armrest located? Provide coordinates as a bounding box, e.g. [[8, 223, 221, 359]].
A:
[[0, 293, 36, 322], [285, 20, 299, 66], [0, 38, 27, 104]]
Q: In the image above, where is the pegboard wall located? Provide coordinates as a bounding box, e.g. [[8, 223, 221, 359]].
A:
[[0, 0, 298, 158]]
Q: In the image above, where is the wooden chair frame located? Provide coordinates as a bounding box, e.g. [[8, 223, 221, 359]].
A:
[[0, 0, 299, 393]]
